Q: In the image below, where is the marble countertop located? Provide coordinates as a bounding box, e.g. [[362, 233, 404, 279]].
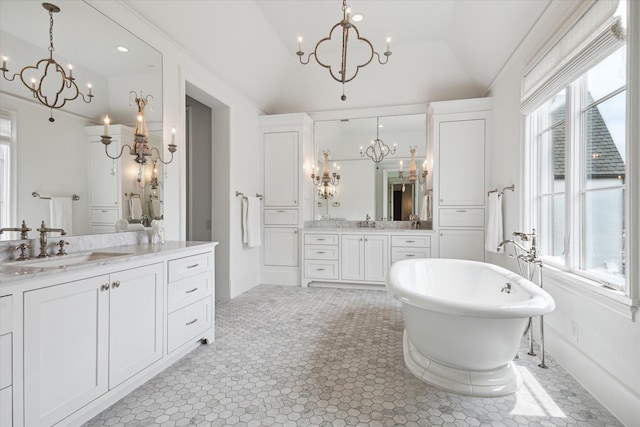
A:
[[0, 241, 217, 286], [302, 228, 435, 233]]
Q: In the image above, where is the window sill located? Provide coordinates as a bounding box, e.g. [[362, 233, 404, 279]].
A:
[[541, 261, 638, 321]]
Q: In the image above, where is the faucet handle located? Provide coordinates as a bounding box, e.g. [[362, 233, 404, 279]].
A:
[[56, 240, 70, 256], [15, 242, 31, 261]]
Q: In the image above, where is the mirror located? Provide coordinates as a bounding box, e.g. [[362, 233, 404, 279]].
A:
[[0, 0, 163, 240], [313, 114, 428, 221]]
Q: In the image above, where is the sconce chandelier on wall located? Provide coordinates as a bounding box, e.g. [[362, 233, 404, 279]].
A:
[[1, 3, 94, 122], [398, 146, 428, 192], [101, 91, 177, 184], [296, 0, 391, 101], [360, 117, 396, 165], [311, 151, 341, 199]]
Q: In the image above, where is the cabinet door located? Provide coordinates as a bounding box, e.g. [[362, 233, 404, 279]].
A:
[[89, 138, 121, 207], [264, 132, 299, 207], [341, 235, 364, 281], [439, 119, 485, 206], [24, 275, 110, 427], [264, 227, 299, 267], [439, 229, 485, 262], [364, 235, 389, 282], [109, 263, 163, 388]]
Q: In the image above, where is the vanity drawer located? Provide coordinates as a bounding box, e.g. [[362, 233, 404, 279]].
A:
[[168, 297, 212, 353], [168, 252, 213, 282], [439, 208, 485, 227], [168, 272, 212, 313], [391, 235, 431, 248], [304, 245, 339, 260], [304, 260, 339, 280], [304, 234, 339, 245], [91, 208, 119, 224], [0, 334, 11, 389], [391, 247, 431, 263], [264, 209, 298, 225], [0, 296, 12, 335]]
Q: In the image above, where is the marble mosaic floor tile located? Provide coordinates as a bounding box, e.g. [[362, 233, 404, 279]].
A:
[[84, 285, 622, 427]]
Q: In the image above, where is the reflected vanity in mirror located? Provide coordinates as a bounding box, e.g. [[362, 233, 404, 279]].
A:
[[313, 114, 430, 224], [0, 0, 163, 240]]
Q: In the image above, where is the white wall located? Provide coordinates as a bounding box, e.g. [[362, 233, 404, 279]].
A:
[[486, 2, 640, 425], [88, 1, 264, 299]]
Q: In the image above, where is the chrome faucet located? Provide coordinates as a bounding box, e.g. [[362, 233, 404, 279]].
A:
[[409, 214, 420, 230], [0, 220, 32, 240], [497, 229, 539, 263], [36, 220, 67, 258]]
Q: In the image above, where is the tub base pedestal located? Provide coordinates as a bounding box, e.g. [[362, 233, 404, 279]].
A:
[[403, 330, 522, 397]]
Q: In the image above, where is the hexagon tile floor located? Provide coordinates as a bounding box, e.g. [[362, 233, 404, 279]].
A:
[[84, 285, 623, 427]]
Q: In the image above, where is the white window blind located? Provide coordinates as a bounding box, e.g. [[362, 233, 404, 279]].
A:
[[520, 0, 625, 114]]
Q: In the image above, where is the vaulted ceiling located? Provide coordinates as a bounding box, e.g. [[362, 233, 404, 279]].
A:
[[124, 0, 552, 113]]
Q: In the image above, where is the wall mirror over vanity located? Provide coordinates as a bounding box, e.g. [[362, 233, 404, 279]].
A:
[[0, 0, 164, 240], [313, 113, 431, 224]]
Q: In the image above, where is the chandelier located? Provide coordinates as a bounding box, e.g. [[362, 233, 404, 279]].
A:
[[360, 117, 396, 165], [101, 91, 177, 185], [1, 3, 94, 122], [296, 0, 391, 101], [311, 151, 341, 199], [398, 146, 428, 192]]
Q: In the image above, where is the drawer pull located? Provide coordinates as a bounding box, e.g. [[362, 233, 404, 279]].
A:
[[405, 254, 416, 257], [187, 263, 200, 269], [185, 287, 199, 294], [456, 210, 467, 213], [316, 238, 326, 241], [316, 251, 326, 254], [186, 318, 198, 326], [316, 268, 326, 271], [277, 210, 285, 213], [101, 210, 108, 213], [405, 240, 416, 243]]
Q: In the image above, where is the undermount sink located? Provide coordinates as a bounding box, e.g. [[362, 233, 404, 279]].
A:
[[22, 252, 132, 268]]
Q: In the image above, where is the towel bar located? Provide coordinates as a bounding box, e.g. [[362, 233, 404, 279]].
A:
[[487, 184, 515, 197], [235, 191, 263, 200], [32, 191, 80, 201]]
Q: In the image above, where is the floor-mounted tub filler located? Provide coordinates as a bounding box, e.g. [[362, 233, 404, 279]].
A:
[[387, 258, 556, 397]]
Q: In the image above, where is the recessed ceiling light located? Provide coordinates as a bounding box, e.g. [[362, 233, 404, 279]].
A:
[[352, 13, 364, 22], [116, 46, 129, 53]]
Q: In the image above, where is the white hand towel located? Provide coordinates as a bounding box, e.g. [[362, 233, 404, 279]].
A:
[[242, 196, 261, 248], [130, 197, 143, 220], [49, 196, 73, 236], [485, 192, 504, 252], [419, 193, 429, 221]]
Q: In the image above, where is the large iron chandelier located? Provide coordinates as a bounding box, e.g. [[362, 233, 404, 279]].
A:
[[311, 151, 341, 199], [296, 0, 391, 101], [360, 117, 396, 165], [1, 3, 94, 122]]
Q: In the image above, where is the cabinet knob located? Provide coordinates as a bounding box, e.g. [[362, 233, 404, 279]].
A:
[[112, 281, 120, 288], [101, 283, 110, 291]]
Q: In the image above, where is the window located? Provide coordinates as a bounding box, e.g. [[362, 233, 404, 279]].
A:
[[0, 111, 14, 232], [529, 47, 627, 290]]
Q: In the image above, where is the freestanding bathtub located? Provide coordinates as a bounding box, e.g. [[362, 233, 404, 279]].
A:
[[387, 258, 555, 397]]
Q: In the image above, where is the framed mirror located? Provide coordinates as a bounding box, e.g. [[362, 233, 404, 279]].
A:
[[313, 113, 428, 221], [0, 0, 163, 240]]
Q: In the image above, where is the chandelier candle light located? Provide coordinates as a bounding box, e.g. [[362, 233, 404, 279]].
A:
[[311, 151, 341, 199], [1, 3, 94, 122], [101, 91, 177, 184], [360, 117, 396, 165], [399, 146, 428, 192], [296, 0, 391, 101]]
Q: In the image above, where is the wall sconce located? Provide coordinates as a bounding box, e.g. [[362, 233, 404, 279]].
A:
[[311, 151, 341, 199], [1, 3, 94, 122], [398, 146, 428, 192], [100, 91, 177, 185]]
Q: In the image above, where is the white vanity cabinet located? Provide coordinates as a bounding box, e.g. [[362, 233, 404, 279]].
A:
[[430, 98, 491, 262], [260, 114, 314, 286], [341, 234, 389, 283], [0, 296, 13, 427], [23, 263, 163, 427], [390, 234, 432, 263]]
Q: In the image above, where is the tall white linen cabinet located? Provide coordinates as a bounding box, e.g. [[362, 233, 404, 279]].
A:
[[260, 114, 315, 286], [429, 98, 492, 262]]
